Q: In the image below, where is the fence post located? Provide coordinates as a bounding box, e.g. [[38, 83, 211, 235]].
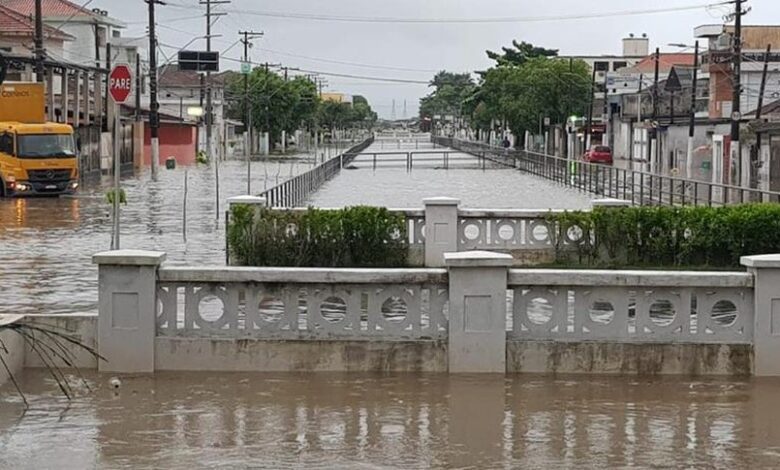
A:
[[445, 251, 513, 373], [741, 254, 780, 376], [93, 250, 166, 373], [423, 197, 460, 267]]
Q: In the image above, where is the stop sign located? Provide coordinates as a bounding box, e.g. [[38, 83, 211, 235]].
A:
[[109, 65, 132, 103]]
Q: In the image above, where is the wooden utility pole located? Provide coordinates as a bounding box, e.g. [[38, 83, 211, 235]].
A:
[[686, 41, 700, 178], [146, 0, 165, 180], [753, 44, 771, 189], [584, 66, 597, 152], [200, 0, 229, 218], [34, 0, 44, 82], [731, 0, 744, 186], [240, 30, 263, 194], [649, 48, 660, 169]]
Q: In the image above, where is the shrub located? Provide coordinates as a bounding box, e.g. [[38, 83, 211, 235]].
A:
[[547, 204, 780, 268], [228, 205, 408, 267]]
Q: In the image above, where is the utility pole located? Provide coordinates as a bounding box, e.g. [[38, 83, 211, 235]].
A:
[[753, 44, 771, 190], [135, 52, 142, 122], [584, 65, 597, 152], [200, 0, 229, 218], [686, 41, 700, 178], [33, 0, 44, 82], [240, 30, 263, 194], [649, 47, 660, 170], [731, 0, 745, 186], [146, 0, 164, 181], [634, 73, 643, 163]]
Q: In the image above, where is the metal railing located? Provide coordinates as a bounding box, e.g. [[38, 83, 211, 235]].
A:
[[260, 137, 374, 207], [438, 137, 780, 206]]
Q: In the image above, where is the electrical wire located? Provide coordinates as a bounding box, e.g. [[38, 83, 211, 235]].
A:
[[205, 2, 731, 25]]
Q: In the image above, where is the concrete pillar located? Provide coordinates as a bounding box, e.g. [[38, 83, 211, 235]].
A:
[[93, 250, 166, 373], [74, 71, 81, 128], [741, 254, 780, 376], [444, 251, 512, 373], [61, 70, 69, 124], [46, 68, 55, 122], [423, 197, 460, 267]]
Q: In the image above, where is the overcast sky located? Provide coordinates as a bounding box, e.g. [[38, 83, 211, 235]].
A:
[[102, 0, 780, 118]]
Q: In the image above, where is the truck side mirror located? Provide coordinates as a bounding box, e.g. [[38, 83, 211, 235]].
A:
[[0, 133, 12, 154]]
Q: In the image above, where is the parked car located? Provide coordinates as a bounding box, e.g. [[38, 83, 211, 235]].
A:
[[583, 145, 613, 165]]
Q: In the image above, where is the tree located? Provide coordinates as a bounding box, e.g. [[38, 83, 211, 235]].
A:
[[486, 40, 558, 67], [472, 57, 591, 146], [226, 69, 319, 149], [419, 71, 476, 120]]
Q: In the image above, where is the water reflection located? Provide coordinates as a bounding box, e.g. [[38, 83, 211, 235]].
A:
[[1, 371, 780, 468]]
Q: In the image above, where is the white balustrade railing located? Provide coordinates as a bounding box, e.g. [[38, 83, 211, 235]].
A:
[[457, 209, 571, 250], [508, 270, 754, 344], [156, 267, 449, 341]]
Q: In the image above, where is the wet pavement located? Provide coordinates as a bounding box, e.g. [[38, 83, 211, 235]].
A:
[[2, 370, 780, 469], [0, 143, 591, 316]]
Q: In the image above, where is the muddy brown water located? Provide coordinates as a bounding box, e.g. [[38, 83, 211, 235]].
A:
[[2, 371, 780, 468]]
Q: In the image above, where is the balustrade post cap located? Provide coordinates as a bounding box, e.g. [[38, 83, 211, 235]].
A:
[[92, 250, 167, 266], [423, 197, 461, 206], [444, 250, 513, 268], [227, 195, 267, 206], [591, 198, 632, 208], [741, 254, 780, 269]]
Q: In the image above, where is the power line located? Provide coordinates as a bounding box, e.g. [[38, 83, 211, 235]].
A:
[[211, 2, 730, 24], [259, 47, 440, 73]]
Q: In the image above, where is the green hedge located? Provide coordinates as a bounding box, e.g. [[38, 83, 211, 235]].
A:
[[228, 205, 408, 267], [547, 204, 780, 268]]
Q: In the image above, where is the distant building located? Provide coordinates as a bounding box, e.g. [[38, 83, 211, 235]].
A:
[[0, 5, 73, 79], [320, 92, 353, 105], [696, 24, 780, 119]]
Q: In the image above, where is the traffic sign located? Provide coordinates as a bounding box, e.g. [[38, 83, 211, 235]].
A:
[[109, 65, 132, 103], [240, 62, 251, 75]]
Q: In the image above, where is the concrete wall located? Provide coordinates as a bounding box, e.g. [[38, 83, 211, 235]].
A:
[[0, 324, 25, 390], [156, 338, 447, 372], [508, 341, 752, 376]]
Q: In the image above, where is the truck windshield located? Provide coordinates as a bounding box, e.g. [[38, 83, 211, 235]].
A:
[[17, 134, 75, 158]]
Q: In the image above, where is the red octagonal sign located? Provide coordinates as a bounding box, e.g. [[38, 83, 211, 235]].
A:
[[109, 65, 132, 103]]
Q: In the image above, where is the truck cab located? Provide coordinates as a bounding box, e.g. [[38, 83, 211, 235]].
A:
[[0, 123, 79, 196], [0, 82, 79, 197]]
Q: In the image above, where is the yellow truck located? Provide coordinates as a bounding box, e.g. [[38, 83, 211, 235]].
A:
[[0, 82, 79, 196]]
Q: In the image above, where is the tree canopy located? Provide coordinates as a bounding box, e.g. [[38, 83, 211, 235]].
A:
[[420, 41, 591, 147], [486, 40, 559, 67], [419, 71, 476, 120], [227, 68, 377, 147]]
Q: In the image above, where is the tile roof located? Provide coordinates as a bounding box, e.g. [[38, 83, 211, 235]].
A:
[[0, 4, 72, 40], [1, 0, 123, 26], [158, 65, 232, 88], [626, 53, 696, 74]]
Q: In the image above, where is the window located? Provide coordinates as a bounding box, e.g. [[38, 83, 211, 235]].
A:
[[17, 134, 75, 158], [594, 61, 609, 72], [0, 133, 13, 155], [613, 61, 628, 71]]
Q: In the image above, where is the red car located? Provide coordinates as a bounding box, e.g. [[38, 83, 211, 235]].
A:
[[583, 145, 613, 165]]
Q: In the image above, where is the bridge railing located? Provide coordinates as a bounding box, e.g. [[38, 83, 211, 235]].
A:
[[508, 269, 754, 344], [156, 266, 449, 341], [260, 137, 374, 208], [93, 249, 780, 375], [436, 137, 780, 206]]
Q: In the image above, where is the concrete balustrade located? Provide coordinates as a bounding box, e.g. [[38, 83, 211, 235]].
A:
[[742, 255, 780, 376], [423, 197, 460, 267], [93, 250, 166, 373]]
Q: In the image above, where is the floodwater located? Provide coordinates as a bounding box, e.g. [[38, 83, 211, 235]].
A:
[[0, 155, 314, 316], [309, 142, 594, 209], [3, 370, 780, 468], [0, 142, 591, 316]]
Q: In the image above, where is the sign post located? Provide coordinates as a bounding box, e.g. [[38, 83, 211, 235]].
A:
[[109, 65, 132, 250]]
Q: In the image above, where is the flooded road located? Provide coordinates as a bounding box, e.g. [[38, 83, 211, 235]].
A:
[[0, 142, 591, 316], [309, 142, 594, 208], [0, 156, 314, 316], [2, 371, 780, 468]]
